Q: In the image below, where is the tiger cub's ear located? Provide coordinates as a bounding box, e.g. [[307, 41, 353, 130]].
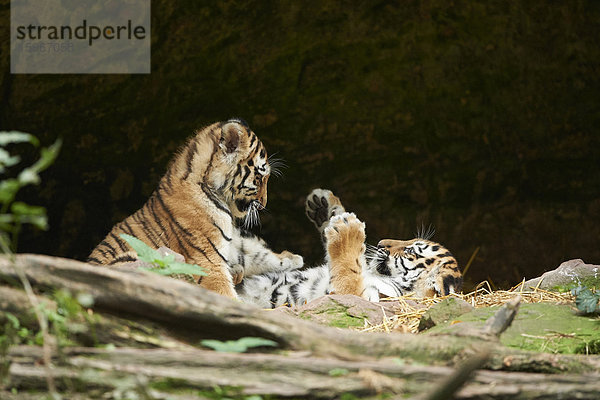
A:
[[219, 121, 242, 154]]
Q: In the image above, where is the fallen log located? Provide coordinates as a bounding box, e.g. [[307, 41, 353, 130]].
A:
[[1, 254, 469, 360], [5, 346, 600, 399], [1, 255, 600, 372], [2, 254, 600, 399]]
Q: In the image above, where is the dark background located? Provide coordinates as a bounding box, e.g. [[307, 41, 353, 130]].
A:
[[1, 1, 599, 290]]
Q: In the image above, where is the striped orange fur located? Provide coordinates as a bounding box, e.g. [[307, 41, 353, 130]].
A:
[[88, 119, 298, 298]]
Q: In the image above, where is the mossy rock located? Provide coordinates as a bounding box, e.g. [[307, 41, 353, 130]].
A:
[[296, 294, 395, 329], [425, 303, 600, 354], [299, 303, 365, 329], [418, 298, 474, 331], [514, 259, 600, 293]]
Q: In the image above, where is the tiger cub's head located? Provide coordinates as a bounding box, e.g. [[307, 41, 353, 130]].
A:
[[217, 119, 272, 228], [367, 239, 462, 297]]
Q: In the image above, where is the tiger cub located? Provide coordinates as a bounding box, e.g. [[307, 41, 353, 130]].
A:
[[88, 119, 302, 298], [237, 189, 462, 308]]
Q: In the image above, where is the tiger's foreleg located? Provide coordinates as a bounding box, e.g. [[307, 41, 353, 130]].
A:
[[180, 234, 238, 298], [229, 234, 304, 283], [195, 259, 238, 298], [324, 212, 368, 298]]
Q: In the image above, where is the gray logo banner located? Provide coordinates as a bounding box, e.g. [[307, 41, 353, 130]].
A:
[[11, 0, 150, 74]]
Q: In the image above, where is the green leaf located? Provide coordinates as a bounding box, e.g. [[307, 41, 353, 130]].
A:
[[5, 313, 20, 329], [119, 233, 157, 262], [11, 202, 46, 216], [17, 168, 40, 186], [21, 214, 48, 230], [0, 179, 20, 204], [18, 327, 30, 339], [0, 214, 16, 225], [235, 336, 278, 348], [120, 233, 207, 277], [139, 267, 168, 275], [201, 337, 278, 353], [2, 213, 48, 231], [0, 210, 47, 231], [328, 368, 350, 377], [29, 138, 62, 175], [153, 253, 176, 268], [0, 148, 21, 171], [200, 339, 242, 352], [574, 287, 600, 314], [162, 261, 207, 276], [0, 131, 39, 147]]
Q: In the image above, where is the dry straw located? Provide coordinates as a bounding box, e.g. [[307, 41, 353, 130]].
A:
[[359, 281, 575, 334]]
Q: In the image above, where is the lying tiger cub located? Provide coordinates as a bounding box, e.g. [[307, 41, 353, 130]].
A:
[[237, 189, 463, 308]]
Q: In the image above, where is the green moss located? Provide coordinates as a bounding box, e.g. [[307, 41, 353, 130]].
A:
[[150, 378, 193, 392], [318, 307, 365, 328], [339, 394, 361, 400], [418, 298, 473, 331], [151, 381, 272, 400], [551, 276, 600, 293], [328, 367, 350, 377], [575, 338, 600, 355], [299, 302, 366, 329], [426, 303, 600, 354]]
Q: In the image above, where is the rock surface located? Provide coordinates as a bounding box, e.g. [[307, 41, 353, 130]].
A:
[[425, 302, 600, 355], [512, 259, 600, 291], [275, 294, 397, 328], [418, 298, 474, 331]]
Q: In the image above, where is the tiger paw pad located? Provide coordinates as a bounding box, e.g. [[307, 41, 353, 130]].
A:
[[305, 188, 345, 232]]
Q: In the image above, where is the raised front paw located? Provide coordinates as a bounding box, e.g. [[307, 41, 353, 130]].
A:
[[277, 250, 304, 270], [305, 188, 346, 233], [324, 212, 366, 260]]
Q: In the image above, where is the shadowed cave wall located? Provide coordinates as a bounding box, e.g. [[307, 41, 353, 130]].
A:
[[1, 0, 599, 289]]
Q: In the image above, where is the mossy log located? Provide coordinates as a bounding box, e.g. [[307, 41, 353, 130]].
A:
[[1, 255, 600, 399], [5, 345, 600, 400]]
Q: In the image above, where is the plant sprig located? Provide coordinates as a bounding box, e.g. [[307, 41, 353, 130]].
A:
[[119, 233, 207, 278], [201, 337, 278, 353], [571, 286, 600, 314], [0, 131, 62, 252]]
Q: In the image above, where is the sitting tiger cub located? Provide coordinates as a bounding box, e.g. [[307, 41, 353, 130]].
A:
[[237, 189, 462, 307], [88, 119, 302, 298]]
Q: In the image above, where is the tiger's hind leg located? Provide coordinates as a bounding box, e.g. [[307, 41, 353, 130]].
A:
[[305, 189, 346, 245], [324, 212, 367, 297]]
